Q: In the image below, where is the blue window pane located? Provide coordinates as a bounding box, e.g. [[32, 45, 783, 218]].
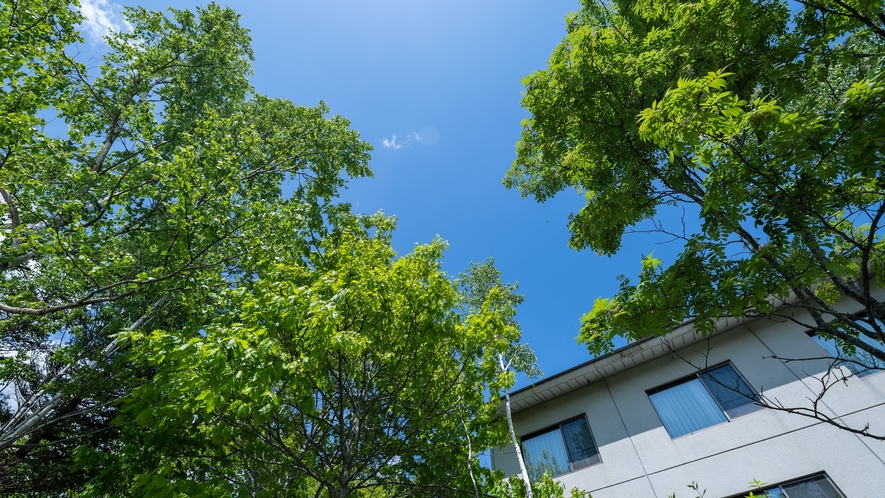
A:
[[699, 364, 763, 418], [522, 417, 601, 481], [814, 477, 841, 498], [649, 378, 727, 437], [561, 417, 600, 469], [813, 332, 885, 378], [761, 488, 786, 497], [755, 475, 843, 498], [781, 475, 841, 498], [522, 428, 569, 481]]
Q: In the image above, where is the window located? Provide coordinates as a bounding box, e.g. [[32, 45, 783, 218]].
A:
[[811, 321, 885, 378], [521, 415, 600, 481], [648, 363, 763, 438], [730, 473, 844, 498]]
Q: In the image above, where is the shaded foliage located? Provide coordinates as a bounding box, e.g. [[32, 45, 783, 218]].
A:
[[0, 1, 371, 493]]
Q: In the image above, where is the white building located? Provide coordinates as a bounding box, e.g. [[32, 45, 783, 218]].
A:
[[491, 307, 885, 497]]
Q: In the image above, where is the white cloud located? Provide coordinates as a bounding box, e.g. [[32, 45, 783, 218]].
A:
[[383, 126, 437, 150], [382, 134, 402, 149], [79, 0, 132, 44]]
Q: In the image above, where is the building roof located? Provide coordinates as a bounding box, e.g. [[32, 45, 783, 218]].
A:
[[506, 315, 747, 415]]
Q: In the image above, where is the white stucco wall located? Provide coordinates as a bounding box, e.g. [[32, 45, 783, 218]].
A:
[[492, 310, 885, 497]]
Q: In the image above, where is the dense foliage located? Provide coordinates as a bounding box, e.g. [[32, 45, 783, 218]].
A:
[[0, 0, 529, 495], [97, 213, 517, 497], [507, 0, 885, 370]]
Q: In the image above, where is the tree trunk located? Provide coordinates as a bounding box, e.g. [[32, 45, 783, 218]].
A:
[[500, 354, 533, 498], [329, 487, 350, 498]]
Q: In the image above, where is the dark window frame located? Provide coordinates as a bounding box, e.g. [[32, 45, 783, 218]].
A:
[[646, 361, 764, 438], [520, 414, 601, 480], [724, 472, 845, 498]]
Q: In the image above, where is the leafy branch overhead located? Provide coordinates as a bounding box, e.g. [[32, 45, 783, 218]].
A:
[[459, 259, 541, 381], [507, 0, 885, 365], [1, 1, 373, 493], [118, 214, 520, 497], [0, 2, 538, 495]]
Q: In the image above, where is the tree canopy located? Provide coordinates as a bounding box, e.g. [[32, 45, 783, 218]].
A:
[[0, 1, 372, 493], [507, 0, 885, 365], [506, 0, 885, 439], [104, 213, 517, 497], [0, 2, 541, 495]]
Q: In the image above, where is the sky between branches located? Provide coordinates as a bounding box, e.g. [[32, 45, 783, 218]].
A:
[[74, 0, 695, 386]]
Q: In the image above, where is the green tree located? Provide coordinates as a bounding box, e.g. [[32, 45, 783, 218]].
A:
[[490, 473, 588, 498], [0, 1, 370, 493], [458, 259, 541, 498], [506, 0, 885, 437], [110, 213, 517, 497]]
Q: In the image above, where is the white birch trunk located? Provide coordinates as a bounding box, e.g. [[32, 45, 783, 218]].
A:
[[461, 418, 481, 498], [0, 297, 166, 449], [500, 353, 533, 498]]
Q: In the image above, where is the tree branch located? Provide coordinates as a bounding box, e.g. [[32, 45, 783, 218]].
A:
[[0, 188, 20, 230]]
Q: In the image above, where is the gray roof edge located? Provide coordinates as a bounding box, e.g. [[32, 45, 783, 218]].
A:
[[504, 313, 759, 413]]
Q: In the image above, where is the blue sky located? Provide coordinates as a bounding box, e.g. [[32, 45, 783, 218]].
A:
[[80, 0, 691, 387]]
